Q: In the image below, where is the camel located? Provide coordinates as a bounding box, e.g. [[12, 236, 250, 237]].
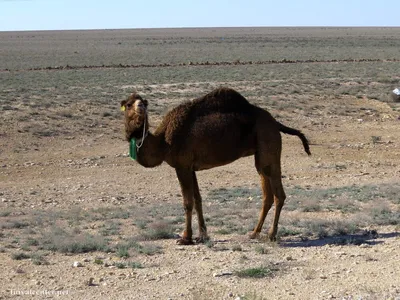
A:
[[120, 87, 311, 245]]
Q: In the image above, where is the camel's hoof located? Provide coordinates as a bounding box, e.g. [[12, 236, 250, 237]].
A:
[[176, 238, 194, 245], [194, 236, 209, 244], [268, 235, 277, 242], [249, 232, 260, 240]]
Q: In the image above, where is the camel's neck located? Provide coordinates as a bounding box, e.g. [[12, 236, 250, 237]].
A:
[[135, 131, 166, 168]]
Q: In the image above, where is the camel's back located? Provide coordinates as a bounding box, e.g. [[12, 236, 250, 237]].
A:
[[191, 87, 252, 113], [157, 88, 255, 145]]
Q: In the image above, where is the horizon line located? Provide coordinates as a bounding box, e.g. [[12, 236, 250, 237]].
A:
[[1, 25, 400, 33]]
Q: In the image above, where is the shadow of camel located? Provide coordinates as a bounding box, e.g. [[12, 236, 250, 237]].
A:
[[280, 231, 399, 248]]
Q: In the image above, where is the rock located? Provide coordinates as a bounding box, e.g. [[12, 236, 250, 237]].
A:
[[87, 277, 95, 286], [104, 262, 112, 267], [213, 271, 233, 277], [73, 261, 83, 267]]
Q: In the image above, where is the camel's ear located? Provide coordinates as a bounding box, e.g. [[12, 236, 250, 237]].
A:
[[120, 100, 127, 112]]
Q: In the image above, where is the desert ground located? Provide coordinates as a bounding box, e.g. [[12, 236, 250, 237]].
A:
[[0, 27, 400, 299]]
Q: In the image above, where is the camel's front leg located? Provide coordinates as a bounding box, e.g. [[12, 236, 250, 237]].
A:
[[176, 168, 195, 245], [192, 171, 208, 243]]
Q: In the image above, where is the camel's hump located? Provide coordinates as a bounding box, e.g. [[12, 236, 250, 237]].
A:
[[192, 87, 250, 108], [161, 88, 253, 145]]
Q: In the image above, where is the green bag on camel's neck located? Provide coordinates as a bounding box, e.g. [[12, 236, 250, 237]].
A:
[[129, 139, 137, 160]]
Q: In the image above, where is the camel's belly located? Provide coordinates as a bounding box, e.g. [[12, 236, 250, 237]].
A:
[[192, 147, 255, 171]]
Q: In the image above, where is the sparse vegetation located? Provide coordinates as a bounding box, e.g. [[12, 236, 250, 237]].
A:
[[235, 266, 276, 278], [116, 245, 130, 258], [99, 221, 121, 236], [1, 182, 397, 258], [11, 252, 31, 260], [232, 244, 243, 252], [31, 253, 49, 265], [39, 228, 109, 253], [112, 261, 143, 269], [140, 221, 177, 241], [254, 245, 268, 255]]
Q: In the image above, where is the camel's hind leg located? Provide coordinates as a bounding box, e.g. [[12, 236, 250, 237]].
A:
[[268, 167, 286, 241], [250, 173, 274, 239], [252, 154, 286, 241]]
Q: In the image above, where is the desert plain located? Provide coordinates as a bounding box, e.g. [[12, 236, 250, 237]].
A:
[[0, 27, 400, 299]]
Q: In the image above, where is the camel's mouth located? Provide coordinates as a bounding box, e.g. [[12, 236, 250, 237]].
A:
[[134, 101, 146, 115]]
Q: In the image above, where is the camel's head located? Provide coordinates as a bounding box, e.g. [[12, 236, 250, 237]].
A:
[[120, 93, 149, 141]]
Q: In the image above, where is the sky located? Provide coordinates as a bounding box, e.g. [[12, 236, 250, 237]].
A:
[[0, 0, 398, 31]]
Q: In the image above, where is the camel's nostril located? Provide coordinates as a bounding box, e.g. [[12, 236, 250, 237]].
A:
[[135, 102, 145, 112]]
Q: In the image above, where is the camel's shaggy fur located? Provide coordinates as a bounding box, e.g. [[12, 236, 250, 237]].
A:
[[121, 87, 310, 244]]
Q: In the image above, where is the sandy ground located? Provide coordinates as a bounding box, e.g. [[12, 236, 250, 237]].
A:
[[1, 90, 400, 300]]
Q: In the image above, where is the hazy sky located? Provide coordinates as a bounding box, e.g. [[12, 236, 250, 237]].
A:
[[0, 0, 398, 31]]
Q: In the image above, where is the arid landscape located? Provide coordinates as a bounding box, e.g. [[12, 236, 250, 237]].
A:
[[0, 27, 399, 299]]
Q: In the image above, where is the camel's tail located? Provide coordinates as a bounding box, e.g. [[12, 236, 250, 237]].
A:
[[278, 122, 311, 156]]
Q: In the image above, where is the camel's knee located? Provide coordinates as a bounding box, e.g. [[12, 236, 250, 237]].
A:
[[262, 165, 272, 176], [183, 199, 194, 212], [274, 189, 286, 204], [270, 178, 286, 202]]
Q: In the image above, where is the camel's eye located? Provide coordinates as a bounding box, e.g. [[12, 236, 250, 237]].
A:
[[126, 103, 132, 109]]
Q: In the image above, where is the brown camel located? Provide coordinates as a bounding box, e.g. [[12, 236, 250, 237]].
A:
[[120, 87, 311, 245]]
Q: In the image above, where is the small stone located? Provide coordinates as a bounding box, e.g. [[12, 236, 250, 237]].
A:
[[213, 271, 233, 277], [87, 277, 95, 286], [73, 261, 83, 267], [104, 262, 113, 267]]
